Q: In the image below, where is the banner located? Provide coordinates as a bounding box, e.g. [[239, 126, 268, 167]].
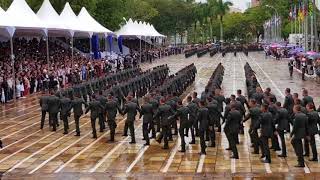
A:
[[107, 35, 113, 52], [118, 36, 123, 53]]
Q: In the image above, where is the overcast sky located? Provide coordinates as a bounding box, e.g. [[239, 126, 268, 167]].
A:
[[195, 0, 251, 11]]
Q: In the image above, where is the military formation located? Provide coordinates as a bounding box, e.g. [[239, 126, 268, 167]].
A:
[[30, 54, 320, 168]]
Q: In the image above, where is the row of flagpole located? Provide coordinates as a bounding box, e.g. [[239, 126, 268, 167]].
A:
[[289, 0, 318, 52]]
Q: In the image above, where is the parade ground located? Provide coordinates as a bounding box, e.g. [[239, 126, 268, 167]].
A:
[[0, 52, 319, 179]]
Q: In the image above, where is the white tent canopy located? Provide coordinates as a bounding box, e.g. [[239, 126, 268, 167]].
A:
[[78, 7, 113, 36], [37, 0, 71, 37], [0, 0, 46, 37], [59, 2, 92, 37], [116, 18, 165, 38], [0, 6, 4, 15]]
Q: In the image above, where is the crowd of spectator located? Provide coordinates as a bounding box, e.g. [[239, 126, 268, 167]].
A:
[[0, 38, 182, 104]]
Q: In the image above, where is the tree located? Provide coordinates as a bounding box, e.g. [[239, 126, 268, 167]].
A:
[[215, 0, 232, 42]]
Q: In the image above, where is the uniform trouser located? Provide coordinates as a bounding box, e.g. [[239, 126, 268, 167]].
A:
[[40, 110, 47, 129], [172, 119, 178, 135], [159, 125, 169, 148], [91, 117, 97, 137], [156, 117, 161, 132], [289, 68, 293, 77], [260, 136, 271, 162], [216, 115, 221, 132], [98, 113, 106, 131], [304, 135, 318, 159], [278, 130, 287, 156], [250, 128, 260, 153], [179, 126, 187, 150], [226, 131, 238, 157], [74, 114, 81, 135], [123, 121, 129, 135], [199, 130, 206, 153], [149, 120, 156, 137], [143, 123, 150, 144], [107, 119, 117, 141], [49, 113, 58, 131], [291, 138, 304, 165], [209, 125, 216, 146], [193, 120, 199, 136], [189, 121, 196, 142], [127, 121, 135, 142], [271, 132, 280, 149], [61, 115, 69, 133]]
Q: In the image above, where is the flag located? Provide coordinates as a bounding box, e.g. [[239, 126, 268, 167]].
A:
[[298, 0, 304, 20], [304, 0, 309, 16]]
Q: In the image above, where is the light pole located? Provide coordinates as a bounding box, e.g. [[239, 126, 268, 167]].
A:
[[266, 5, 280, 42]]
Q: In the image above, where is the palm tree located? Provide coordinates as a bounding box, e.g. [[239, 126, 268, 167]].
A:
[[216, 0, 232, 43], [207, 0, 218, 41]]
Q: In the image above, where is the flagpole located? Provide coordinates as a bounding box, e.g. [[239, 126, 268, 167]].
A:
[[314, 0, 318, 51]]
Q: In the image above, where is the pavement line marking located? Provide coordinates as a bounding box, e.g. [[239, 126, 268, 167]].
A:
[[125, 145, 149, 173], [5, 121, 90, 173], [231, 159, 236, 173], [196, 155, 206, 173], [54, 118, 127, 173], [0, 102, 38, 113], [264, 163, 272, 173], [0, 108, 40, 124], [29, 131, 92, 174], [89, 123, 143, 173], [1, 121, 40, 138], [161, 137, 181, 173], [0, 119, 76, 153], [304, 165, 311, 173], [248, 55, 285, 98], [233, 55, 236, 93]]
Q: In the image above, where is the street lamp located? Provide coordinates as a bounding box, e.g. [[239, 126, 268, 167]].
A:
[[266, 5, 280, 42]]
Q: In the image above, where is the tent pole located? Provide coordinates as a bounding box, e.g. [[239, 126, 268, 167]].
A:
[[71, 37, 74, 67], [89, 36, 92, 59], [46, 36, 50, 70], [10, 37, 16, 103], [139, 37, 142, 64]]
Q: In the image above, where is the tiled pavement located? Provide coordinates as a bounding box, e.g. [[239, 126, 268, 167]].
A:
[[0, 52, 319, 179]]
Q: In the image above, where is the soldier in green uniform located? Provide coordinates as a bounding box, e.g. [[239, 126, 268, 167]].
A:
[[71, 93, 87, 136], [186, 96, 198, 144], [197, 101, 209, 155], [48, 91, 61, 132], [121, 96, 141, 144], [224, 103, 241, 159], [291, 105, 308, 167], [255, 104, 273, 163], [304, 103, 320, 161], [140, 96, 154, 146], [154, 98, 175, 149], [39, 94, 50, 129], [274, 102, 289, 157], [105, 94, 121, 142], [169, 100, 190, 152], [243, 99, 261, 154], [85, 95, 104, 139], [59, 95, 72, 134]]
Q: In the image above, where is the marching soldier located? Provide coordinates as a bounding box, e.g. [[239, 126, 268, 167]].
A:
[[48, 91, 61, 132], [105, 94, 121, 142], [255, 104, 273, 163], [121, 96, 141, 144], [39, 93, 50, 129], [85, 95, 104, 139], [224, 103, 241, 159], [288, 59, 294, 77], [243, 99, 261, 154], [97, 91, 108, 132], [214, 89, 225, 132], [169, 100, 190, 152], [197, 101, 209, 155], [304, 103, 320, 161], [154, 98, 175, 149], [302, 89, 315, 108], [291, 105, 308, 167], [275, 102, 289, 157], [207, 97, 220, 147], [59, 95, 72, 134], [72, 93, 87, 136], [140, 96, 154, 146], [187, 96, 198, 144]]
